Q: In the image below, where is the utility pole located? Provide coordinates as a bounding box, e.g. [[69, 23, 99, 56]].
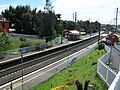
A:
[[73, 13, 74, 22], [89, 18, 92, 36], [110, 7, 118, 61], [98, 21, 101, 44], [75, 12, 77, 23], [21, 55, 23, 90], [115, 7, 118, 32]]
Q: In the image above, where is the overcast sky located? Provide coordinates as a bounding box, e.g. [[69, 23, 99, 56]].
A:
[[0, 0, 120, 24]]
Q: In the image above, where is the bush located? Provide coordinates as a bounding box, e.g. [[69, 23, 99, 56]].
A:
[[20, 41, 32, 48], [0, 53, 4, 59], [98, 43, 105, 50], [19, 37, 26, 42], [0, 32, 12, 51]]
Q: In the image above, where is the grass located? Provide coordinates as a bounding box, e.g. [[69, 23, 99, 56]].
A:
[[32, 48, 107, 90], [10, 36, 62, 50], [10, 37, 45, 49]]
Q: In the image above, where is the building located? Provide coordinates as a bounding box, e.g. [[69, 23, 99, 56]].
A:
[[0, 15, 10, 32], [63, 29, 80, 41]]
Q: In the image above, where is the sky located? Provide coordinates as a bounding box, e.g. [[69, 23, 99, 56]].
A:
[[0, 0, 120, 24]]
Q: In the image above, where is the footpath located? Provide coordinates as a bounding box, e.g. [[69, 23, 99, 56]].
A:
[[109, 46, 120, 73]]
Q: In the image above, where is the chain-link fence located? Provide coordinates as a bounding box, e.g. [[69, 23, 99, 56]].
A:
[[0, 44, 50, 60]]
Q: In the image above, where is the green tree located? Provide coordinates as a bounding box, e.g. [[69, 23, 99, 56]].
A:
[[43, 11, 56, 44], [105, 24, 114, 32], [55, 14, 63, 36], [34, 10, 57, 44], [0, 32, 12, 52], [67, 21, 77, 30], [2, 5, 37, 35]]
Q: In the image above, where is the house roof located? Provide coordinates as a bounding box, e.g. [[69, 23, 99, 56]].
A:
[[0, 20, 10, 23], [69, 30, 79, 35]]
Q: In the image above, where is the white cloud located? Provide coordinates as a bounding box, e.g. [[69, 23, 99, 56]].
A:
[[53, 0, 120, 24], [0, 5, 9, 13]]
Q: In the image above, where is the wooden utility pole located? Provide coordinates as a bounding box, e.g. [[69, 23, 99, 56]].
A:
[[73, 13, 75, 22], [75, 12, 77, 23], [115, 7, 118, 32], [98, 22, 101, 44], [21, 55, 24, 90], [110, 7, 118, 59]]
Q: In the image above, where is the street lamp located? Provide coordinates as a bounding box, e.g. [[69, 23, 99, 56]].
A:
[[21, 54, 24, 90]]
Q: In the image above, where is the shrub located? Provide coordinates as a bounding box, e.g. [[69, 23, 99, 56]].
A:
[[98, 43, 105, 50], [19, 37, 26, 42], [20, 41, 32, 48], [0, 53, 4, 59], [0, 32, 12, 52]]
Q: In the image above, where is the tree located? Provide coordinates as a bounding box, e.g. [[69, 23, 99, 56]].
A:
[[43, 11, 56, 44], [0, 32, 12, 52], [33, 10, 57, 44], [105, 24, 114, 33], [77, 20, 101, 34], [2, 5, 37, 35], [55, 14, 63, 36], [67, 21, 77, 30]]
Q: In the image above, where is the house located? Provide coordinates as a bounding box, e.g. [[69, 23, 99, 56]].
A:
[[0, 15, 10, 32], [63, 29, 80, 41]]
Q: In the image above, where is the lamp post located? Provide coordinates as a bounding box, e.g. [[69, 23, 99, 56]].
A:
[[56, 14, 62, 44], [98, 23, 101, 44], [10, 81, 13, 90], [21, 54, 24, 90], [61, 29, 63, 44], [67, 40, 70, 66]]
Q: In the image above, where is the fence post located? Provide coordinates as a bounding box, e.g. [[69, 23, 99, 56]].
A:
[[97, 60, 100, 73], [106, 67, 109, 85]]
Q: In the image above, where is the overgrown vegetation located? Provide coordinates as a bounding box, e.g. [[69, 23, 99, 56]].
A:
[[33, 49, 107, 90], [98, 42, 105, 50], [0, 32, 12, 52], [11, 37, 45, 49]]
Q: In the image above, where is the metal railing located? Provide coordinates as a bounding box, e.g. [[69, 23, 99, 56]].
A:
[[0, 44, 49, 59], [108, 42, 120, 90], [8, 33, 39, 39], [109, 71, 120, 90], [114, 42, 120, 51], [97, 45, 117, 86]]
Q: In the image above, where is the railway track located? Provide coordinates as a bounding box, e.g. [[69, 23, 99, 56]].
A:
[[0, 35, 98, 86]]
